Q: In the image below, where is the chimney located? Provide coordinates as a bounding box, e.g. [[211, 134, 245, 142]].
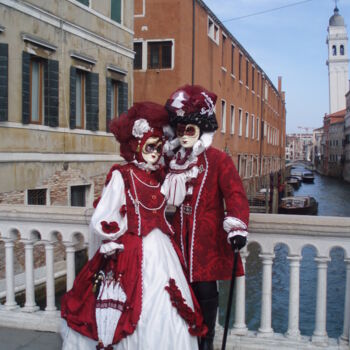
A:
[[278, 76, 282, 93]]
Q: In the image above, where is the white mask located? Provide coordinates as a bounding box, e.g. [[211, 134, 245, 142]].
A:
[[176, 124, 200, 149], [141, 136, 163, 165]]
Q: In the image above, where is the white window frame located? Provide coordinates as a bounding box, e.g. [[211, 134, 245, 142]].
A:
[[230, 105, 235, 135], [146, 39, 175, 70], [208, 16, 219, 45], [245, 112, 249, 138], [238, 109, 243, 136], [68, 182, 93, 207], [251, 115, 255, 139], [25, 187, 50, 206], [257, 117, 260, 141], [221, 99, 226, 133]]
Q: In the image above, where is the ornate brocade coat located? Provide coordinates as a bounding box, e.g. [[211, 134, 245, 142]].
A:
[[172, 147, 250, 282]]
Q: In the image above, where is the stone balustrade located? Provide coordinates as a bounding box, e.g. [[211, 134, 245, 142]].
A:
[[0, 205, 349, 349]]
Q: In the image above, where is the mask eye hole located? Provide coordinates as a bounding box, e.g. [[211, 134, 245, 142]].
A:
[[144, 142, 163, 154], [185, 126, 196, 136], [176, 124, 186, 137]]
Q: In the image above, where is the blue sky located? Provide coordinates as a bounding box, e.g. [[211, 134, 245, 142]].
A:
[[204, 0, 350, 133]]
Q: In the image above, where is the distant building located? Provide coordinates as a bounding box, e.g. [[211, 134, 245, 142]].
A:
[[286, 133, 312, 162], [327, 6, 349, 114], [321, 109, 345, 176], [312, 127, 324, 171], [0, 0, 134, 206], [343, 90, 350, 182], [133, 0, 286, 193]]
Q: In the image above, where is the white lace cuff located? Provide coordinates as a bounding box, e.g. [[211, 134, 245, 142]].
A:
[[223, 216, 247, 233], [99, 241, 124, 255]]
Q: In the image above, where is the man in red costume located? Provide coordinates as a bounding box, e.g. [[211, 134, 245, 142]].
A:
[[162, 85, 250, 350]]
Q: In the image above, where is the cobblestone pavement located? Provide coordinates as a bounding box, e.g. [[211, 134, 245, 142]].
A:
[[0, 327, 62, 350]]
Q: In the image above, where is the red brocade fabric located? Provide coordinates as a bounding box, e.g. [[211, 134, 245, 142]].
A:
[[61, 233, 143, 344], [172, 147, 250, 282]]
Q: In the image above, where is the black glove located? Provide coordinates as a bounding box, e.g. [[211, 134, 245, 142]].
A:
[[230, 235, 247, 251]]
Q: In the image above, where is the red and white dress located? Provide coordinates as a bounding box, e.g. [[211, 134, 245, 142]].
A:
[[61, 163, 206, 350]]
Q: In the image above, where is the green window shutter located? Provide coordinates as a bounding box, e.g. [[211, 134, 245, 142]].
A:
[[0, 43, 8, 121], [77, 0, 89, 5], [118, 81, 128, 117], [69, 66, 76, 129], [47, 59, 59, 127], [86, 71, 99, 131], [22, 51, 31, 124], [111, 0, 121, 23], [106, 77, 112, 132]]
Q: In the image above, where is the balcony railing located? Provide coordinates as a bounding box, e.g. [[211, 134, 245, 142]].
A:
[[0, 205, 349, 350]]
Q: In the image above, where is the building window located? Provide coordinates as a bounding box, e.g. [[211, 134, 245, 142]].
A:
[[111, 0, 122, 24], [257, 72, 260, 94], [245, 112, 249, 138], [70, 67, 99, 131], [148, 41, 172, 69], [71, 185, 89, 207], [111, 80, 121, 119], [30, 58, 45, 124], [332, 45, 337, 56], [252, 66, 255, 91], [257, 117, 260, 140], [230, 105, 235, 135], [76, 0, 89, 5], [0, 43, 8, 122], [75, 70, 86, 129], [231, 45, 235, 75], [208, 17, 219, 43], [221, 34, 226, 67], [221, 100, 226, 133], [134, 42, 142, 70], [238, 109, 243, 136], [28, 189, 47, 205], [251, 115, 255, 139], [340, 45, 345, 55], [245, 60, 249, 87], [239, 53, 242, 81]]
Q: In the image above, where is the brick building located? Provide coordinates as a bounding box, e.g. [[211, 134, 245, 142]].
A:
[[133, 0, 286, 192], [0, 0, 134, 207], [321, 109, 345, 176], [344, 90, 350, 182]]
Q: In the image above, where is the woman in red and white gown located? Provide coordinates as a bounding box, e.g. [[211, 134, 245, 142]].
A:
[[60, 102, 206, 350]]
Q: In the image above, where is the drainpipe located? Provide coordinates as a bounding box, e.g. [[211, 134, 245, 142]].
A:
[[192, 0, 195, 85]]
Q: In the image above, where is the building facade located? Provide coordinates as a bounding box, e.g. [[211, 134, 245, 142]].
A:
[[0, 0, 134, 206], [285, 134, 312, 162], [312, 127, 324, 170], [133, 0, 286, 193], [327, 6, 349, 114], [343, 90, 350, 182]]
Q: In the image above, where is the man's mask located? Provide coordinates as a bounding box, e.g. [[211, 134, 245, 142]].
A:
[[176, 124, 200, 149]]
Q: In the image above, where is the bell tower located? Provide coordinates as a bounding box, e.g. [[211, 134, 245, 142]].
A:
[[327, 3, 349, 113]]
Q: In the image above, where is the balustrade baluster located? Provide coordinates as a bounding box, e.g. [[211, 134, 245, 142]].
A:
[[65, 243, 76, 291], [44, 241, 57, 312], [258, 253, 275, 337], [312, 256, 330, 344], [232, 250, 248, 335], [4, 238, 18, 310], [22, 239, 39, 312], [340, 258, 350, 343], [286, 255, 301, 339]]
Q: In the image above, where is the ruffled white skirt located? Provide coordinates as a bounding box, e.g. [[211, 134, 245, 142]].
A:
[[61, 229, 198, 350]]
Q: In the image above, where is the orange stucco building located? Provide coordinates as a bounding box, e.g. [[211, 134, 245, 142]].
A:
[[133, 0, 286, 186]]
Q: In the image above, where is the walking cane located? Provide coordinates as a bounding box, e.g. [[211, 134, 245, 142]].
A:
[[221, 248, 239, 350]]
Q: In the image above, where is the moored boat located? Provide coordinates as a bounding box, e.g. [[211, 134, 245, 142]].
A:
[[279, 196, 318, 215], [302, 172, 315, 183]]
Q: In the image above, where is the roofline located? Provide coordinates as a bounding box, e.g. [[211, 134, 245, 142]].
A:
[[196, 0, 282, 97]]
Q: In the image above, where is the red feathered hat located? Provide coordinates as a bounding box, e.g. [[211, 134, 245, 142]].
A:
[[109, 102, 169, 162], [165, 85, 218, 132]]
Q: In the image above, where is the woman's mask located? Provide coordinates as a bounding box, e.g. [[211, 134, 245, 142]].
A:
[[141, 136, 163, 165], [176, 124, 200, 149]]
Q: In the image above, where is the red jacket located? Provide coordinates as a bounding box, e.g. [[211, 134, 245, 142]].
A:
[[172, 147, 249, 282]]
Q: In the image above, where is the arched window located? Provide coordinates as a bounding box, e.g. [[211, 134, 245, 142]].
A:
[[332, 45, 337, 55], [340, 45, 345, 55]]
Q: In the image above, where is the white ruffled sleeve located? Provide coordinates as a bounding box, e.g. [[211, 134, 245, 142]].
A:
[[88, 170, 128, 258], [223, 217, 248, 243]]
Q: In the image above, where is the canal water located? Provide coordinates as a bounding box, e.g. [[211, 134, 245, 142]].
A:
[[218, 167, 350, 338]]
